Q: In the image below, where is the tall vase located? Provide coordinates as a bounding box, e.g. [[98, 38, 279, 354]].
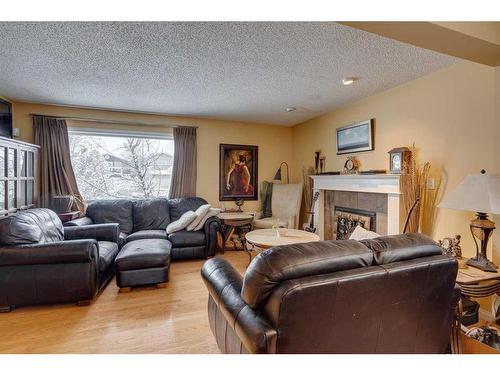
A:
[[314, 151, 321, 174]]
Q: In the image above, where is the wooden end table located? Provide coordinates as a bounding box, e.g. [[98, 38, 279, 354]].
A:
[[245, 228, 320, 266], [217, 212, 255, 252], [451, 263, 500, 353]]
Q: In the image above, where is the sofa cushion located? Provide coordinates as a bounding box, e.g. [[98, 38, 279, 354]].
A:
[[166, 210, 198, 234], [361, 233, 442, 265], [132, 198, 170, 232], [168, 230, 205, 247], [98, 241, 120, 272], [187, 204, 211, 231], [127, 230, 168, 242], [86, 199, 134, 234], [168, 197, 208, 222], [0, 208, 64, 246], [241, 240, 373, 309], [115, 239, 172, 271]]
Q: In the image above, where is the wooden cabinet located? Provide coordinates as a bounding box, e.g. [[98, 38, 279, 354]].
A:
[[0, 136, 39, 214]]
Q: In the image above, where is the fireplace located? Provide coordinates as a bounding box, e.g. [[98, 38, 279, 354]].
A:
[[311, 174, 401, 240], [324, 190, 386, 240], [333, 206, 376, 240]]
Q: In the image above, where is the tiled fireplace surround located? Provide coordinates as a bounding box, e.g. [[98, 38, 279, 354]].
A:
[[311, 175, 401, 240]]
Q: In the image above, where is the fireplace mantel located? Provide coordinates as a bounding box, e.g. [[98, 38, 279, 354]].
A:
[[311, 174, 401, 239], [312, 174, 400, 194]]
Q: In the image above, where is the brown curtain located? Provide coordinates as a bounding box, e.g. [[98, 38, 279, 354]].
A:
[[169, 127, 197, 198], [33, 116, 85, 213]]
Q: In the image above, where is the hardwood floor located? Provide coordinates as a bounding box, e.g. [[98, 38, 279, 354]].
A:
[[0, 251, 248, 354]]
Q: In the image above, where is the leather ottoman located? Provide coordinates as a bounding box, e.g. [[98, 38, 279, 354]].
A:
[[114, 238, 171, 292]]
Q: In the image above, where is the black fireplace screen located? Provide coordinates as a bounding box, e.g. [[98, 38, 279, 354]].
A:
[[334, 206, 376, 240]]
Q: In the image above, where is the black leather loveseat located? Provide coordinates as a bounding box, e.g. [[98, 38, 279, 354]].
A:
[[202, 233, 460, 354], [66, 197, 221, 260], [0, 208, 120, 312]]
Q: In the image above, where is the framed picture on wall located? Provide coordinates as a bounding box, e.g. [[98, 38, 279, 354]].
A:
[[336, 119, 374, 154], [219, 144, 258, 201]]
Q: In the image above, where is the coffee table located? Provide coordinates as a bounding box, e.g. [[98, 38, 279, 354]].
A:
[[245, 228, 320, 265]]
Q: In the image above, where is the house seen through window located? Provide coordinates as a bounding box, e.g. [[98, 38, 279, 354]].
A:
[[68, 129, 174, 200]]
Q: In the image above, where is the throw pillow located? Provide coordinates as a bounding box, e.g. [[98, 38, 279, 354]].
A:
[[349, 225, 380, 241], [194, 208, 221, 231], [186, 204, 211, 231], [166, 210, 198, 234]]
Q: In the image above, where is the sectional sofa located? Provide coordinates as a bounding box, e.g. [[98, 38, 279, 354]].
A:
[[66, 197, 221, 260], [0, 197, 221, 311]]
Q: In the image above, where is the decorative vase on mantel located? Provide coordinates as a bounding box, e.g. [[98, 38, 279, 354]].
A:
[[314, 150, 321, 174]]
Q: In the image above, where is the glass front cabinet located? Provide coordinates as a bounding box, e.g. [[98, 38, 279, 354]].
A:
[[0, 136, 39, 214]]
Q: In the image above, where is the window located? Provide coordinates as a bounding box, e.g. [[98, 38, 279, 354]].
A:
[[68, 128, 174, 200]]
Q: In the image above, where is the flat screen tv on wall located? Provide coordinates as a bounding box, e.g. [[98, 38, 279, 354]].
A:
[[0, 99, 13, 138]]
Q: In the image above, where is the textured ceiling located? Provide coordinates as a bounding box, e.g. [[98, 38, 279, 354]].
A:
[[0, 22, 458, 126]]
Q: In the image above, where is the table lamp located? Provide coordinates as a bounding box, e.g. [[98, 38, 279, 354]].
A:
[[438, 170, 500, 272]]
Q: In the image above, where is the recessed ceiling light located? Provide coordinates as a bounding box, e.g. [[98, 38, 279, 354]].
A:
[[285, 107, 297, 112], [342, 77, 358, 86]]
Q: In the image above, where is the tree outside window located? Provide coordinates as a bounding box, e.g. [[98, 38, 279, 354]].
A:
[[69, 133, 174, 200]]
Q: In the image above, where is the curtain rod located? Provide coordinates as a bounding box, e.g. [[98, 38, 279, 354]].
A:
[[29, 113, 198, 129]]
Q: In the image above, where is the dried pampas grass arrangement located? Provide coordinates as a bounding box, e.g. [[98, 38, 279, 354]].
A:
[[400, 144, 441, 234]]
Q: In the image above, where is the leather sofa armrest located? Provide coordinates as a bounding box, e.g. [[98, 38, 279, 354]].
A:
[[204, 216, 222, 257], [201, 257, 277, 353], [64, 223, 120, 243], [64, 216, 94, 227], [0, 239, 99, 267]]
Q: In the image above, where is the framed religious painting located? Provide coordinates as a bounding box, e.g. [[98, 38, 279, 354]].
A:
[[219, 144, 258, 201]]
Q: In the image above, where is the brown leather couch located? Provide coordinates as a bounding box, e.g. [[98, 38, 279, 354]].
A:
[[201, 233, 460, 354]]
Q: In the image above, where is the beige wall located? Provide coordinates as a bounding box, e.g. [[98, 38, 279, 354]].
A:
[[11, 102, 294, 212], [292, 61, 497, 261]]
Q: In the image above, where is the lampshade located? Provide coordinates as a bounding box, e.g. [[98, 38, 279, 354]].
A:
[[273, 168, 282, 181], [438, 171, 500, 214]]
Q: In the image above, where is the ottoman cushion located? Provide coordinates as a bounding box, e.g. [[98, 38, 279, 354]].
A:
[[126, 230, 168, 242], [115, 239, 171, 271]]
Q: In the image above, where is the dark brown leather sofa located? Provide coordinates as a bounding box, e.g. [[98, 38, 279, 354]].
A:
[[0, 208, 120, 312], [201, 233, 460, 354], [66, 197, 221, 260]]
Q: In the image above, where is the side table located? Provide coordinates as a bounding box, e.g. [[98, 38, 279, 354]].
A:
[[57, 211, 81, 223], [217, 212, 255, 252], [451, 264, 500, 353]]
